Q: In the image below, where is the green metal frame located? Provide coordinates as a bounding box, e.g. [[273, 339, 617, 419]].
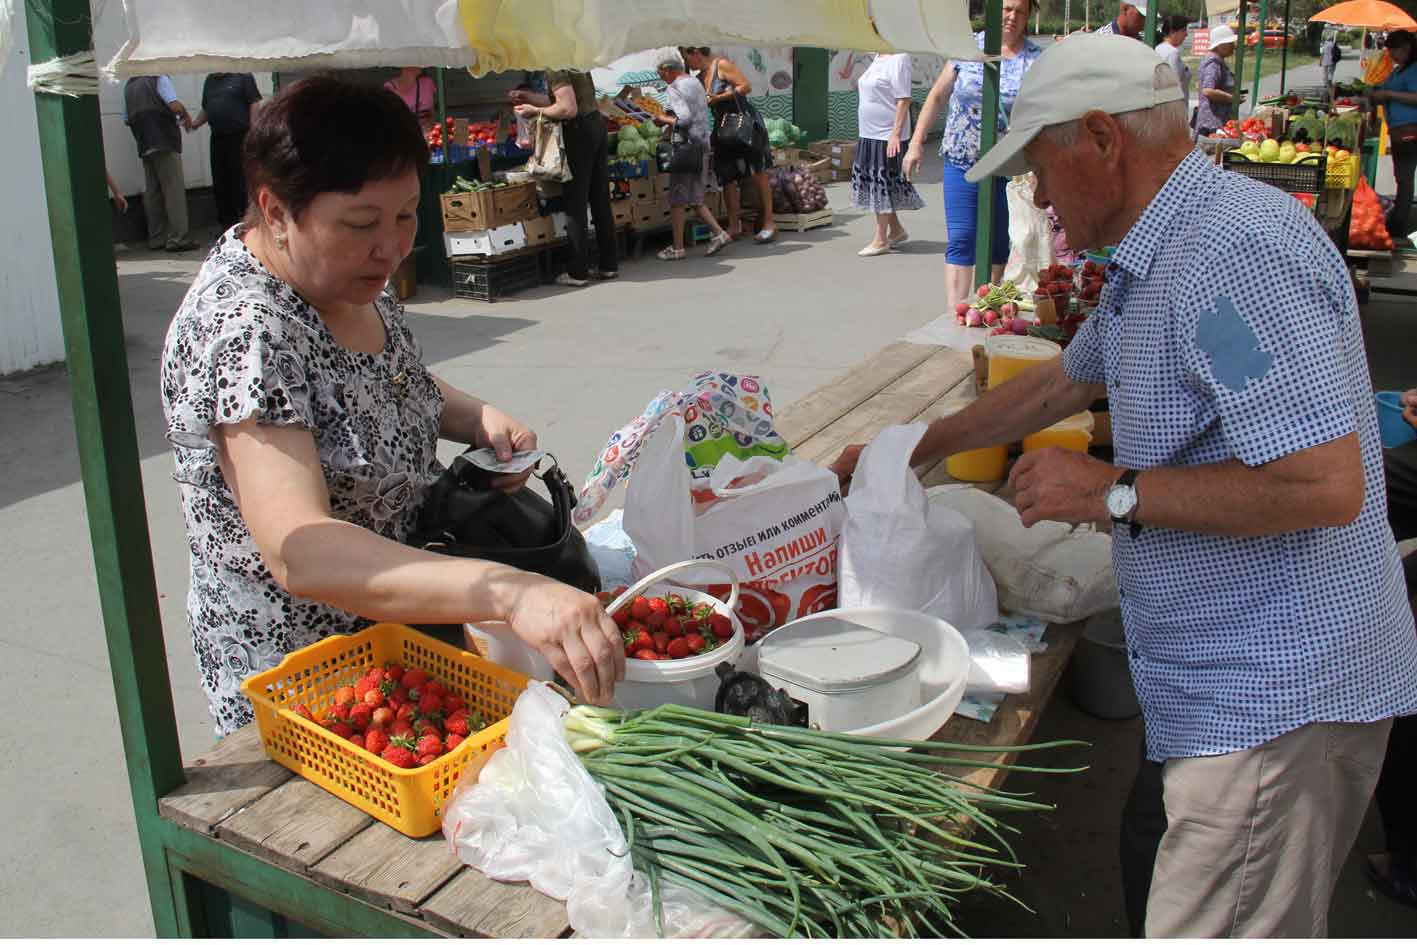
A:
[[1279, 0, 1292, 96], [1250, 0, 1272, 114], [1236, 1, 1249, 111], [973, 1, 1004, 289]]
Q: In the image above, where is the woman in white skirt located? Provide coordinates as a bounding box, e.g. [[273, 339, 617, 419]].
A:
[[851, 53, 925, 256]]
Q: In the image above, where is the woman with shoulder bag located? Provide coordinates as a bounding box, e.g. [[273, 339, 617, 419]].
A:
[[681, 47, 777, 243], [1372, 31, 1417, 247], [653, 54, 732, 260], [512, 70, 619, 285], [162, 78, 625, 736]]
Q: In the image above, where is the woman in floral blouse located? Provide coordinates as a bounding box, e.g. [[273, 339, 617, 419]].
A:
[[905, 0, 1042, 311], [161, 78, 624, 735]]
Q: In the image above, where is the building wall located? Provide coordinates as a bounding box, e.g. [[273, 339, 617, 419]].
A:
[[0, 23, 63, 374]]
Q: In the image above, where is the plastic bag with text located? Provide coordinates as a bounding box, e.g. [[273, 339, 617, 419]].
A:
[[625, 414, 846, 642], [839, 424, 999, 629], [443, 682, 758, 938]]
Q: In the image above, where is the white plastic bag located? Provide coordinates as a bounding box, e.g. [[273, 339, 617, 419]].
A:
[[1003, 174, 1055, 293], [927, 484, 1119, 624], [959, 627, 1032, 694], [838, 424, 998, 629], [443, 682, 758, 938], [625, 414, 846, 641]]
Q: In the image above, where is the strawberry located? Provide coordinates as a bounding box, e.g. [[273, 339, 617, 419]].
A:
[[443, 695, 465, 714], [348, 703, 373, 730], [630, 596, 652, 620], [348, 733, 364, 748], [709, 613, 733, 641], [418, 691, 444, 716], [416, 732, 444, 756], [648, 597, 670, 621], [426, 681, 446, 699], [383, 663, 404, 683], [663, 617, 683, 638], [627, 619, 650, 637], [290, 703, 314, 721], [691, 602, 716, 623], [413, 718, 439, 737], [444, 711, 472, 736], [684, 632, 706, 654], [401, 669, 429, 691], [333, 686, 357, 707], [445, 733, 464, 750], [633, 648, 662, 660], [418, 754, 439, 766], [390, 720, 416, 739], [633, 630, 654, 652], [330, 702, 352, 723], [611, 608, 633, 629], [396, 703, 417, 724], [364, 688, 386, 707], [666, 637, 690, 659], [354, 677, 376, 698], [388, 686, 409, 709], [364, 728, 390, 756], [666, 593, 688, 615], [381, 744, 418, 768], [651, 631, 670, 654], [329, 722, 354, 739], [596, 590, 616, 607], [378, 677, 398, 696]]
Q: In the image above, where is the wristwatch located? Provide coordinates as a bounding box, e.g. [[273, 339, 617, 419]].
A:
[[1106, 469, 1142, 539]]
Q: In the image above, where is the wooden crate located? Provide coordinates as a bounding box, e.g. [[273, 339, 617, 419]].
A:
[[439, 182, 539, 232], [775, 208, 834, 232]]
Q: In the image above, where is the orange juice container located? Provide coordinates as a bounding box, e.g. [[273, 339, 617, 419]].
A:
[[1022, 411, 1096, 453], [986, 335, 1063, 390]]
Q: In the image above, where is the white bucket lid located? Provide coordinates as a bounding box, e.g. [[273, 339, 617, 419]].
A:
[[985, 335, 1062, 361], [759, 616, 922, 694]]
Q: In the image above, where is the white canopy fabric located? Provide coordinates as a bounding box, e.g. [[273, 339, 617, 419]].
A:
[[108, 0, 982, 76]]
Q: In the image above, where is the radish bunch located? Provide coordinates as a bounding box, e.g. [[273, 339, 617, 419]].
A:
[[956, 282, 1031, 335]]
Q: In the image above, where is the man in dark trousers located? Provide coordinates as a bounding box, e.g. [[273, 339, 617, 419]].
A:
[[191, 73, 262, 231], [123, 74, 197, 252]]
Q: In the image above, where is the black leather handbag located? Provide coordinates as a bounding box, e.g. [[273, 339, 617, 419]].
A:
[[715, 95, 758, 155], [406, 452, 601, 594], [657, 122, 706, 174]]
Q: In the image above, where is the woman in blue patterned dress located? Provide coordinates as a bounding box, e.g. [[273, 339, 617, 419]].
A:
[[905, 0, 1042, 309]]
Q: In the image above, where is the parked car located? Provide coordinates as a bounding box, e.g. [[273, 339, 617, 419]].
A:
[[1246, 29, 1291, 48]]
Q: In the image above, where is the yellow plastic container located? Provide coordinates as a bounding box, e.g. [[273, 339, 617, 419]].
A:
[[1022, 411, 1096, 453], [986, 335, 1063, 390], [241, 622, 528, 837], [945, 444, 1009, 482]]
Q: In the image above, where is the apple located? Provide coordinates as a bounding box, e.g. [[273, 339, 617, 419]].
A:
[[1259, 138, 1281, 163]]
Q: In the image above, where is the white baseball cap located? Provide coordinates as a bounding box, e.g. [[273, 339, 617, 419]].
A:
[[965, 33, 1186, 183], [1209, 24, 1238, 47], [1128, 0, 1148, 15]]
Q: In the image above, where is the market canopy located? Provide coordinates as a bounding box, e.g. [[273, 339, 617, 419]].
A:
[[107, 0, 983, 76], [1308, 0, 1417, 29]]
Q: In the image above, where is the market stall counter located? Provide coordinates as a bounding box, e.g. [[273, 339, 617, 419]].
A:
[[154, 340, 1084, 937]]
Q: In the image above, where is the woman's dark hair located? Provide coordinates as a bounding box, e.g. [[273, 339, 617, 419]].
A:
[[243, 77, 427, 224], [679, 46, 712, 62], [1387, 29, 1415, 69], [1163, 13, 1191, 35]]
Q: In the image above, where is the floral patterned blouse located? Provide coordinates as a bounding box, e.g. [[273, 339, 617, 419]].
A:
[[941, 32, 1043, 170], [161, 227, 446, 736]]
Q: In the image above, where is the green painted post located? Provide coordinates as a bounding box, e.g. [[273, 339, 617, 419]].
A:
[[1235, 1, 1249, 110], [1145, 2, 1159, 47], [974, 0, 1003, 290], [22, 0, 186, 935], [1250, 0, 1270, 114], [1279, 0, 1292, 95]]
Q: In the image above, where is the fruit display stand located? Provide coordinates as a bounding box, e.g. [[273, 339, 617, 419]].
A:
[[26, 0, 1041, 936]]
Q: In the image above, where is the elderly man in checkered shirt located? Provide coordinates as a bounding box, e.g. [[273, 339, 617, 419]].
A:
[[833, 34, 1417, 937]]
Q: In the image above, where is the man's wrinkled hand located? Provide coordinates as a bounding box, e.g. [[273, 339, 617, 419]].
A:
[[1008, 447, 1118, 527]]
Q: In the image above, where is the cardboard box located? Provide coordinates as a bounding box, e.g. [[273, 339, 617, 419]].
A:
[[807, 138, 857, 159], [829, 167, 852, 183], [522, 214, 556, 247], [653, 172, 672, 196], [551, 211, 570, 238], [439, 182, 539, 233], [444, 222, 527, 258], [703, 189, 724, 217], [630, 176, 656, 202], [612, 202, 634, 228]]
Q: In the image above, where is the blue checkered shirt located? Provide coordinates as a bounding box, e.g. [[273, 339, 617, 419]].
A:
[[1063, 149, 1417, 761]]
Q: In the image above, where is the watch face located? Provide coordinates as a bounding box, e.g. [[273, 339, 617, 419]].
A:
[[1107, 485, 1135, 518]]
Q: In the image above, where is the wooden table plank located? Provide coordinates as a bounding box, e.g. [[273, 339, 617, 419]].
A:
[[420, 869, 571, 938], [773, 341, 938, 448], [159, 725, 293, 834], [932, 621, 1085, 793], [311, 822, 465, 915], [216, 777, 373, 873], [792, 348, 974, 464]]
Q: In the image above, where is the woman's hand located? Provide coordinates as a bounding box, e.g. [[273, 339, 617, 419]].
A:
[[475, 403, 538, 492], [504, 574, 626, 705], [902, 143, 923, 180], [887, 134, 902, 160], [513, 103, 541, 119]]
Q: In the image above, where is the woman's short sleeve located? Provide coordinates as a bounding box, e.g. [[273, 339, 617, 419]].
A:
[[890, 55, 913, 99], [163, 301, 319, 451]]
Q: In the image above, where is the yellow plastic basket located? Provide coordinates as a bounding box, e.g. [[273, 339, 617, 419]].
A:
[[1325, 156, 1360, 190], [241, 622, 528, 837]]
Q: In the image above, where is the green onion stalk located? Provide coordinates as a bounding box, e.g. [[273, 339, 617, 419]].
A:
[[564, 703, 1086, 938]]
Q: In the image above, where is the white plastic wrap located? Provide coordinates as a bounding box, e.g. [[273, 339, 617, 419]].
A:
[[959, 627, 1032, 694], [839, 424, 999, 630], [442, 683, 759, 938]]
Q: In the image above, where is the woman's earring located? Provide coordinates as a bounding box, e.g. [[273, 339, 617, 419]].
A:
[[274, 234, 288, 249]]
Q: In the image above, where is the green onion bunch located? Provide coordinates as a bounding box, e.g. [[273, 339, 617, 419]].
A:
[[565, 703, 1084, 938]]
